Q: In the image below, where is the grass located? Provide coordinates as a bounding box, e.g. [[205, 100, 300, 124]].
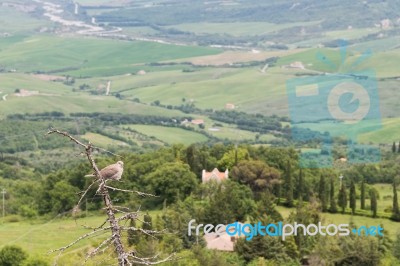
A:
[[0, 73, 72, 95], [373, 183, 398, 213], [81, 132, 128, 147], [351, 48, 400, 78], [124, 125, 208, 145], [167, 21, 321, 37], [0, 73, 187, 118], [171, 49, 306, 66], [276, 183, 400, 239], [0, 210, 162, 264], [325, 28, 380, 40], [0, 215, 108, 263], [276, 205, 400, 240], [0, 5, 52, 34], [0, 35, 221, 77], [276, 47, 344, 73], [359, 118, 400, 144], [122, 26, 161, 36], [120, 67, 295, 115], [0, 93, 184, 118]]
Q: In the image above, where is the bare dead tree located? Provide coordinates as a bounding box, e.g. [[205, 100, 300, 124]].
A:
[[47, 128, 175, 265]]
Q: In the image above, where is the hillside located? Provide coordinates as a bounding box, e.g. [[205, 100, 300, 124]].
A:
[[0, 1, 400, 265]]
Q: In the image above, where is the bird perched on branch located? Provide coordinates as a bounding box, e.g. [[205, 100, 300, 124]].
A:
[[85, 161, 124, 181]]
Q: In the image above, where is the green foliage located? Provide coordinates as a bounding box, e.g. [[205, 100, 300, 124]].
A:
[[231, 160, 280, 197], [218, 147, 249, 170], [127, 218, 140, 246], [136, 238, 159, 260], [338, 183, 347, 214], [189, 245, 240, 266], [370, 188, 378, 218], [247, 257, 277, 266], [287, 198, 321, 257], [285, 161, 294, 207], [185, 144, 218, 177], [49, 180, 79, 213], [161, 234, 184, 254], [145, 162, 198, 204], [143, 213, 153, 232], [350, 180, 356, 215], [254, 192, 283, 223], [329, 177, 338, 213], [392, 179, 400, 221], [235, 233, 296, 264], [393, 232, 400, 260], [210, 110, 284, 134], [313, 231, 382, 265], [318, 175, 328, 212], [0, 245, 28, 266], [361, 179, 366, 210], [162, 200, 205, 249], [18, 205, 38, 218], [204, 181, 256, 224]]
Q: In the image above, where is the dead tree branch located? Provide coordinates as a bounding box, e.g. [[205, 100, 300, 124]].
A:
[[46, 128, 174, 265]]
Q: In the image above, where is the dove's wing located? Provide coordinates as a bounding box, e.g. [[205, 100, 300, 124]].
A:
[[99, 164, 120, 179]]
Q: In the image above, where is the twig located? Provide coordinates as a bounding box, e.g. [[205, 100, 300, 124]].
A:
[[92, 145, 124, 158], [105, 185, 157, 197], [85, 235, 114, 261], [120, 226, 165, 239], [49, 226, 112, 253]]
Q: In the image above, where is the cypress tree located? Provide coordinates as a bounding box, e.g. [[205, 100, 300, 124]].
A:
[[127, 218, 140, 246], [350, 180, 356, 215], [143, 212, 153, 239], [285, 161, 294, 207], [338, 182, 347, 214], [370, 189, 378, 218], [318, 175, 327, 212], [392, 142, 396, 153], [276, 183, 281, 205], [329, 177, 337, 213], [360, 179, 366, 210], [298, 169, 303, 203], [392, 179, 400, 221]]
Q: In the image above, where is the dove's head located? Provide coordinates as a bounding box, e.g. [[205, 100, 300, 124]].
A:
[[117, 161, 124, 168]]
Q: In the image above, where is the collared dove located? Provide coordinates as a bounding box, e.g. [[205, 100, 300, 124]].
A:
[[85, 161, 124, 181]]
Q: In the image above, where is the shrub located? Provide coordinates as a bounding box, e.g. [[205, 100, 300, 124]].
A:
[[0, 245, 28, 266], [5, 215, 20, 223]]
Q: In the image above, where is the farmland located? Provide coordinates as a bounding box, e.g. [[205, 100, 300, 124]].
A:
[[0, 36, 221, 76]]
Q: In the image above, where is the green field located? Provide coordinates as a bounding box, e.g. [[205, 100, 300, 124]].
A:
[[373, 183, 399, 212], [167, 21, 320, 37], [0, 215, 109, 264], [0, 93, 183, 118], [125, 124, 209, 145], [276, 206, 400, 240], [0, 211, 162, 265], [0, 4, 52, 34], [325, 28, 380, 40], [359, 118, 400, 144], [81, 132, 128, 147], [119, 67, 293, 115], [0, 35, 221, 77]]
